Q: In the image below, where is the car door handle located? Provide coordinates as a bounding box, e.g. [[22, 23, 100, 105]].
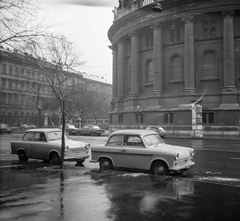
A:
[[121, 150, 126, 153]]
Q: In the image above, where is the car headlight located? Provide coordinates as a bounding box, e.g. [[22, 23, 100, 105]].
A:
[[65, 146, 69, 152], [174, 153, 179, 161], [85, 144, 90, 150], [190, 150, 195, 157]]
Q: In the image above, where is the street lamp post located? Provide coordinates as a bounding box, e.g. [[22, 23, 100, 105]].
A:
[[136, 106, 140, 128]]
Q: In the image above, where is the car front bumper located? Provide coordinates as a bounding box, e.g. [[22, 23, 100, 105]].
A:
[[170, 160, 195, 173]]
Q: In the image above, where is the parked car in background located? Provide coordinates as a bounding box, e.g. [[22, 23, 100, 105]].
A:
[[0, 123, 12, 134], [65, 124, 80, 135], [11, 128, 90, 165], [78, 125, 105, 136], [19, 124, 36, 130], [90, 129, 195, 175], [146, 126, 167, 138]]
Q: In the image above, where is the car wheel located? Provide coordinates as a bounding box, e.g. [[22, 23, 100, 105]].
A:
[[50, 152, 60, 165], [152, 161, 169, 176], [90, 132, 94, 136], [18, 151, 28, 161], [76, 159, 85, 165], [99, 158, 113, 170]]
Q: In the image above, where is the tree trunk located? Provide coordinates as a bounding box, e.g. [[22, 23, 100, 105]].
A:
[[60, 101, 65, 169], [38, 108, 42, 128]]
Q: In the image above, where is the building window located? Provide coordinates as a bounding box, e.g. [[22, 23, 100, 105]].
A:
[[202, 112, 214, 124], [164, 113, 174, 124], [136, 113, 143, 124], [119, 115, 123, 124], [146, 60, 153, 82], [2, 63, 7, 74], [203, 51, 217, 78], [171, 55, 182, 81]]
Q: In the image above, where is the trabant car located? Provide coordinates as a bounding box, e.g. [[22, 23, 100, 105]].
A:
[[11, 128, 90, 165], [78, 125, 105, 136], [90, 129, 195, 175]]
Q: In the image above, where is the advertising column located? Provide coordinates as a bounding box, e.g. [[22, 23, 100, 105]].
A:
[[192, 102, 203, 138]]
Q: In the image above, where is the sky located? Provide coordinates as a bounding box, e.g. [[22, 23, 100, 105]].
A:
[[38, 0, 118, 83]]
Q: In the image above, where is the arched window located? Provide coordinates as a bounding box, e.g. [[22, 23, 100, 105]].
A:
[[146, 60, 153, 83], [203, 51, 216, 78], [171, 55, 182, 80]]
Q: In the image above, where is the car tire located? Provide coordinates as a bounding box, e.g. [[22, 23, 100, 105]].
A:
[[18, 151, 28, 161], [50, 152, 60, 165], [152, 161, 169, 176], [99, 158, 113, 170], [90, 132, 94, 136]]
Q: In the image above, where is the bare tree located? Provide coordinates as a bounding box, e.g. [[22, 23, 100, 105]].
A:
[[0, 0, 51, 48], [24, 34, 85, 169]]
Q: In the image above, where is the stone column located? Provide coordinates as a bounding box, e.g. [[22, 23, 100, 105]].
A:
[[183, 15, 195, 94], [152, 22, 163, 95], [117, 39, 125, 100], [109, 44, 118, 100], [129, 31, 139, 97], [222, 10, 236, 91]]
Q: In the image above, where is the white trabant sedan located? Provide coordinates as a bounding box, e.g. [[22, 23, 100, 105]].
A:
[[11, 128, 90, 165], [90, 129, 195, 175]]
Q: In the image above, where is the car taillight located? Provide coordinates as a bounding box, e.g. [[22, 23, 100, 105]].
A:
[[174, 153, 179, 161]]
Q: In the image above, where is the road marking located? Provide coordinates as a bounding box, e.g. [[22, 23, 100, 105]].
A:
[[0, 164, 23, 168], [230, 158, 240, 160]]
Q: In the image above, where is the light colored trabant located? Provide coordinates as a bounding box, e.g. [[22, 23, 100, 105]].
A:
[[11, 128, 90, 165], [90, 129, 195, 175]]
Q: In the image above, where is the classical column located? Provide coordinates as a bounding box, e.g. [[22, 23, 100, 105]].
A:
[[109, 44, 118, 100], [222, 10, 236, 91], [117, 39, 125, 99], [129, 31, 139, 97], [183, 15, 195, 94], [152, 22, 163, 95]]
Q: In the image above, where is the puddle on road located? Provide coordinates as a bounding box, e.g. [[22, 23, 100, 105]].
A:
[[0, 170, 240, 221]]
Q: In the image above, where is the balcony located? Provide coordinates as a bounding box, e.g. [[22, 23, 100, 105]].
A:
[[113, 0, 159, 21]]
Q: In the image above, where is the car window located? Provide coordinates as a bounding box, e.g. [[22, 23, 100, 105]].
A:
[[143, 134, 164, 146], [106, 135, 123, 146], [34, 132, 46, 141], [47, 131, 69, 141], [123, 135, 144, 147], [22, 132, 34, 141]]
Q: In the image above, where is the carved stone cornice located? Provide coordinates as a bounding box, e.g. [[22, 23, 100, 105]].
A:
[[150, 22, 161, 30]]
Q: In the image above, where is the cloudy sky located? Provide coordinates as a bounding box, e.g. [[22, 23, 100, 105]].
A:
[[38, 0, 118, 83]]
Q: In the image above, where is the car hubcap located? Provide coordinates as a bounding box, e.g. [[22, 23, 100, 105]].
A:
[[156, 166, 165, 175], [102, 161, 110, 169]]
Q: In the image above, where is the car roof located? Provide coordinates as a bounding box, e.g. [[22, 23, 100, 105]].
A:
[[26, 128, 62, 132], [110, 129, 157, 136]]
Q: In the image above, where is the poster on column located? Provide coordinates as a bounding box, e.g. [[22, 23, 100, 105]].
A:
[[192, 103, 203, 138]]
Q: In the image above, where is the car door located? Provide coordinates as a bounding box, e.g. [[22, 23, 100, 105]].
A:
[[105, 134, 123, 167], [120, 135, 145, 170], [29, 132, 47, 159], [21, 131, 34, 157]]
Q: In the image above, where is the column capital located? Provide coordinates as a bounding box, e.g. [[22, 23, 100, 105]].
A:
[[115, 38, 123, 44], [182, 15, 194, 23], [222, 10, 235, 17], [108, 44, 117, 50], [150, 22, 161, 30], [128, 30, 137, 37]]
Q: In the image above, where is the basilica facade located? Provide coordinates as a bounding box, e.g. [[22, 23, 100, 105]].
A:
[[108, 0, 240, 138]]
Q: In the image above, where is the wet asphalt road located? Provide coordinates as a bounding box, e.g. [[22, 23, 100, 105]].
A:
[[0, 134, 240, 221]]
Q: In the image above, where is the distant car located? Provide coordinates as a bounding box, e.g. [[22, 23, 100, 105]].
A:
[[78, 125, 105, 136], [146, 126, 167, 138], [0, 123, 12, 134], [19, 124, 36, 130], [11, 128, 90, 165], [65, 124, 80, 135], [90, 129, 195, 175]]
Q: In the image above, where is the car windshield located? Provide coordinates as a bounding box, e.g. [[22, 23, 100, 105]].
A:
[[47, 131, 70, 141], [143, 134, 164, 147]]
